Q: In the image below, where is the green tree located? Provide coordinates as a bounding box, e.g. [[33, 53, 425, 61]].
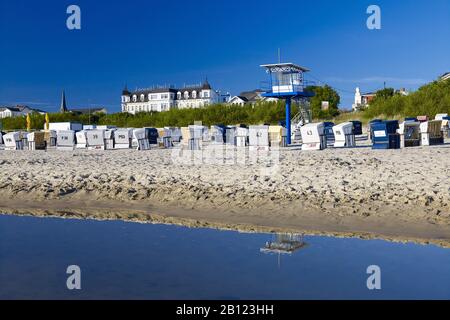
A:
[[363, 79, 450, 119], [306, 85, 340, 119], [374, 87, 395, 100]]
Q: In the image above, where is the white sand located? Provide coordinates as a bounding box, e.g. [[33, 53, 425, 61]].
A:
[[1, 142, 449, 245]]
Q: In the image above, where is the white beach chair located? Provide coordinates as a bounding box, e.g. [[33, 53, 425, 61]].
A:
[[3, 132, 23, 150], [398, 121, 420, 148], [249, 125, 269, 150], [86, 129, 106, 150], [420, 120, 443, 146], [104, 129, 116, 150], [333, 122, 355, 148], [132, 128, 150, 150], [300, 123, 326, 151], [76, 130, 88, 149], [114, 129, 133, 149], [56, 130, 76, 150], [27, 131, 46, 150]]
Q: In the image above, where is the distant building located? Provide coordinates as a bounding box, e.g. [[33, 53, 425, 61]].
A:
[[228, 89, 278, 106], [0, 105, 46, 119], [395, 88, 409, 96], [17, 105, 46, 115], [60, 90, 68, 113], [352, 87, 409, 111], [440, 72, 450, 81], [352, 87, 376, 111], [121, 80, 224, 114], [59, 90, 107, 115], [0, 107, 23, 119]]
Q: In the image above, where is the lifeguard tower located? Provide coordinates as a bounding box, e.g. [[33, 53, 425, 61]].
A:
[[260, 63, 315, 145]]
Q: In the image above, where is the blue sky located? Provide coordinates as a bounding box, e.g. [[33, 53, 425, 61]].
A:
[[0, 0, 449, 112]]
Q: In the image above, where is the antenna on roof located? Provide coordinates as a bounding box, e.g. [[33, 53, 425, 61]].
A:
[[278, 48, 281, 63]]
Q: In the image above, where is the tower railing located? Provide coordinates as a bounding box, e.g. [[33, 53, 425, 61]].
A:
[[260, 80, 316, 94]]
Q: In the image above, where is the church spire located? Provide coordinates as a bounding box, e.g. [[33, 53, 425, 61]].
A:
[[60, 90, 68, 113]]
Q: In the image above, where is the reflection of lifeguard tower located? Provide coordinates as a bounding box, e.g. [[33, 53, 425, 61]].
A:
[[260, 63, 315, 145], [260, 233, 307, 267]]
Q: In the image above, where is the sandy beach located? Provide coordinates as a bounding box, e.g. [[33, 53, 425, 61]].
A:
[[1, 141, 450, 246]]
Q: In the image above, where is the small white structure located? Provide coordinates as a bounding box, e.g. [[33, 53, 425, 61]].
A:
[[435, 113, 449, 132], [225, 126, 236, 145], [132, 128, 150, 150], [0, 107, 23, 119], [236, 126, 249, 147], [189, 125, 209, 142], [104, 129, 115, 150], [76, 131, 88, 149], [332, 122, 355, 148], [46, 130, 57, 149], [180, 127, 190, 145], [97, 125, 117, 130], [3, 132, 23, 150], [18, 132, 29, 150], [301, 122, 326, 151], [435, 113, 448, 120], [187, 125, 207, 150], [165, 127, 182, 143], [420, 120, 443, 146], [398, 121, 420, 148], [249, 125, 269, 148], [268, 125, 287, 147], [156, 128, 172, 148], [210, 125, 225, 144], [260, 63, 308, 94], [114, 128, 133, 149], [27, 131, 46, 150], [49, 122, 83, 132], [86, 130, 106, 150], [56, 130, 76, 150]]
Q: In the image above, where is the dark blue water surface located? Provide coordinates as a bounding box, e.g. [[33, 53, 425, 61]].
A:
[[0, 214, 449, 299]]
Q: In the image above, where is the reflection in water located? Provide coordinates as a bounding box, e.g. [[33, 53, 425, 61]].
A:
[[1, 215, 449, 299], [260, 233, 307, 268]]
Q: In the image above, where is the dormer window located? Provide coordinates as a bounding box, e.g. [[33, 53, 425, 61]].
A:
[[177, 92, 182, 100], [132, 95, 137, 102], [140, 94, 145, 102], [184, 91, 189, 99], [203, 91, 210, 98], [192, 90, 197, 99]]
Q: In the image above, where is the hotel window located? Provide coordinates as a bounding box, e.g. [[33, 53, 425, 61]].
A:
[[177, 92, 181, 99], [151, 94, 158, 100], [170, 93, 175, 99], [184, 91, 189, 99], [161, 94, 169, 99], [161, 103, 168, 111], [203, 91, 209, 98], [192, 91, 197, 99], [133, 95, 137, 102], [140, 94, 145, 102]]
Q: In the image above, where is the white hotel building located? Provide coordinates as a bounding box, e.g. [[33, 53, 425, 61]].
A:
[[121, 81, 228, 114]]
